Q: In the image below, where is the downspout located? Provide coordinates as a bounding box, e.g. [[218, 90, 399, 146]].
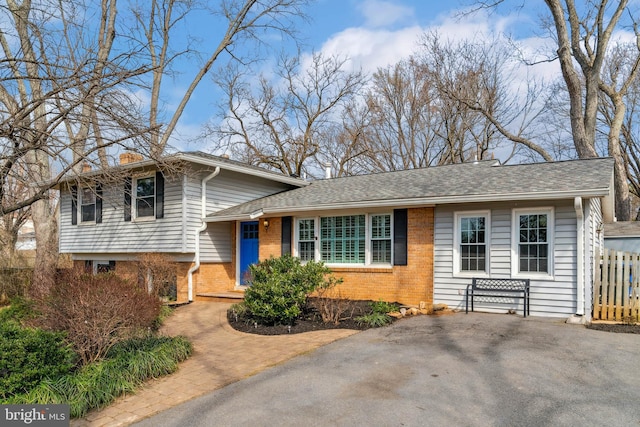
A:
[[187, 167, 220, 301], [574, 196, 585, 316]]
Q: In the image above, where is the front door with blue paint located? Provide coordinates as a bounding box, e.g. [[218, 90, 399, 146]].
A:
[[239, 221, 259, 285]]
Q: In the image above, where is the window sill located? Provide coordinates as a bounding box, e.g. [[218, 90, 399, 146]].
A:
[[453, 272, 490, 279], [132, 216, 156, 223], [329, 265, 393, 273]]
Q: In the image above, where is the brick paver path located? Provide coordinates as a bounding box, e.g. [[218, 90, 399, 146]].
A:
[[71, 302, 358, 427]]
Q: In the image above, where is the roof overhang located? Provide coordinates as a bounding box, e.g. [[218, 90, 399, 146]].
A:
[[205, 187, 612, 223], [54, 152, 308, 189]]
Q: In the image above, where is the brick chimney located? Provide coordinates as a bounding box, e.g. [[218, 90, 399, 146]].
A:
[[119, 152, 144, 164]]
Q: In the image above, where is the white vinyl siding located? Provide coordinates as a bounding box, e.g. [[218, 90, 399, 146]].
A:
[[60, 177, 183, 254], [434, 200, 581, 317], [60, 166, 294, 257]]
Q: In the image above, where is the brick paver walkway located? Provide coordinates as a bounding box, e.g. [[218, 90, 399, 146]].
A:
[[71, 302, 359, 427]]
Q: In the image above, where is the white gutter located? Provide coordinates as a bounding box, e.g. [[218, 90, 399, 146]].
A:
[[574, 196, 585, 316], [187, 167, 220, 301]]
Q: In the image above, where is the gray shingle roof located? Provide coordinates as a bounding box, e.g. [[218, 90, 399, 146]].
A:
[[206, 157, 614, 221]]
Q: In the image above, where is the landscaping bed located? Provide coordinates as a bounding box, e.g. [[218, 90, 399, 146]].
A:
[[586, 322, 640, 334], [227, 298, 397, 335]]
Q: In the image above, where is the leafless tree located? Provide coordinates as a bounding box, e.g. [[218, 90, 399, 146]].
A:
[[211, 52, 366, 178], [472, 0, 640, 220], [0, 0, 310, 294], [129, 0, 310, 157]]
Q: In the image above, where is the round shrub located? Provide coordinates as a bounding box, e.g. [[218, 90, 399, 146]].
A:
[[243, 255, 337, 326]]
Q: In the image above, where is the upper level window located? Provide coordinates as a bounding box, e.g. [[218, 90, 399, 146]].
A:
[[135, 176, 155, 218], [512, 208, 553, 276], [455, 212, 489, 274], [80, 188, 96, 223]]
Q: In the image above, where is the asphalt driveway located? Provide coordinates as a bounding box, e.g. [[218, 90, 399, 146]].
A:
[[134, 312, 640, 427]]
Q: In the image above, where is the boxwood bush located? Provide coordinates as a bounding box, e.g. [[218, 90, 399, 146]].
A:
[[243, 255, 340, 326]]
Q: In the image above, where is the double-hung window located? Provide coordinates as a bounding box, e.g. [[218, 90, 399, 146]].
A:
[[370, 214, 392, 263], [295, 213, 392, 266], [135, 176, 155, 219], [80, 188, 96, 223], [515, 209, 552, 274], [297, 219, 315, 261], [455, 212, 489, 274], [516, 212, 551, 273]]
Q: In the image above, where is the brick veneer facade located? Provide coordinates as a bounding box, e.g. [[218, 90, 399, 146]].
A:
[[75, 208, 434, 306]]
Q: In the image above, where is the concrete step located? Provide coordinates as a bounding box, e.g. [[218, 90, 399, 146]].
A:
[[195, 291, 245, 303]]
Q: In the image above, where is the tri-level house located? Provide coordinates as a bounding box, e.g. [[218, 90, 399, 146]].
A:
[[58, 153, 615, 321], [58, 152, 307, 302]]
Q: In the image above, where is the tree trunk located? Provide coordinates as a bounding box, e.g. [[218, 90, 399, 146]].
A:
[[30, 199, 58, 299]]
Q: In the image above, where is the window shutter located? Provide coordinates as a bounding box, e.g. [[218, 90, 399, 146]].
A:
[[96, 184, 103, 223], [71, 185, 78, 225], [281, 216, 292, 256], [393, 209, 408, 266], [155, 171, 164, 219], [124, 177, 132, 222]]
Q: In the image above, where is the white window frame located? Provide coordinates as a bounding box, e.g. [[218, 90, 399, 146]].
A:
[[79, 187, 96, 224], [511, 207, 554, 279], [453, 211, 490, 276], [293, 213, 393, 267], [133, 174, 156, 220], [296, 218, 316, 262], [369, 213, 393, 265]]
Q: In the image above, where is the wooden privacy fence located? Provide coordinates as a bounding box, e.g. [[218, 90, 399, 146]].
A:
[[593, 248, 640, 322]]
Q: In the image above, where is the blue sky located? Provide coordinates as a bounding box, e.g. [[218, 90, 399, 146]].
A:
[[171, 0, 535, 148], [168, 0, 635, 151]]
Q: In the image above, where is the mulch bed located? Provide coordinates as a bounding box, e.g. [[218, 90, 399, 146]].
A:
[[227, 298, 390, 335], [227, 298, 640, 335], [586, 323, 640, 334]]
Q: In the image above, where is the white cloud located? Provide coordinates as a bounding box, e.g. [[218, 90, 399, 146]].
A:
[[318, 26, 423, 73], [357, 0, 414, 28]]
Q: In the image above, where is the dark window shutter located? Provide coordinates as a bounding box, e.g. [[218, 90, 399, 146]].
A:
[[71, 185, 78, 225], [281, 216, 292, 256], [96, 184, 103, 223], [124, 177, 132, 222], [155, 171, 164, 219], [393, 209, 408, 266]]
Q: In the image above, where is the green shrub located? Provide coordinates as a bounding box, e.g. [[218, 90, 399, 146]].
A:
[[0, 297, 38, 324], [243, 255, 339, 326], [370, 300, 398, 315], [5, 335, 192, 418], [0, 321, 76, 399], [355, 311, 393, 328]]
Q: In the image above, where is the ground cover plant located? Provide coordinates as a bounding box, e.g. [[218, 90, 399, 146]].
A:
[[0, 268, 193, 417]]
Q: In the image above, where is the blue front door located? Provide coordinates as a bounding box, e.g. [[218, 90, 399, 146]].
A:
[[239, 221, 259, 285]]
